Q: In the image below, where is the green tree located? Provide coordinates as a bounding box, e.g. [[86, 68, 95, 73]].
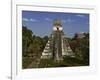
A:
[[22, 26, 33, 56], [69, 33, 89, 65]]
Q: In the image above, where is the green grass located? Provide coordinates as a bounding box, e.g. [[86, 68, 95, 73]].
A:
[[22, 57, 33, 69], [38, 56, 89, 68], [22, 56, 89, 69]]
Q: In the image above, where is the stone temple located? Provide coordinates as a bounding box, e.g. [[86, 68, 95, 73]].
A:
[[41, 19, 75, 62]]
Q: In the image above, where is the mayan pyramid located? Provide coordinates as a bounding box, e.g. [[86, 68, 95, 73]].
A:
[[41, 19, 75, 62]]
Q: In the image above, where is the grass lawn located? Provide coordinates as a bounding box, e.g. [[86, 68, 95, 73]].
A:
[[38, 56, 89, 68], [22, 57, 33, 69]]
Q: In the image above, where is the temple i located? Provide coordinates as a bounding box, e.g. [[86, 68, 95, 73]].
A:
[[41, 19, 75, 62]]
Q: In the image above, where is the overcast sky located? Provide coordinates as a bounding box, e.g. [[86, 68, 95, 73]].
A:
[[22, 11, 89, 38]]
